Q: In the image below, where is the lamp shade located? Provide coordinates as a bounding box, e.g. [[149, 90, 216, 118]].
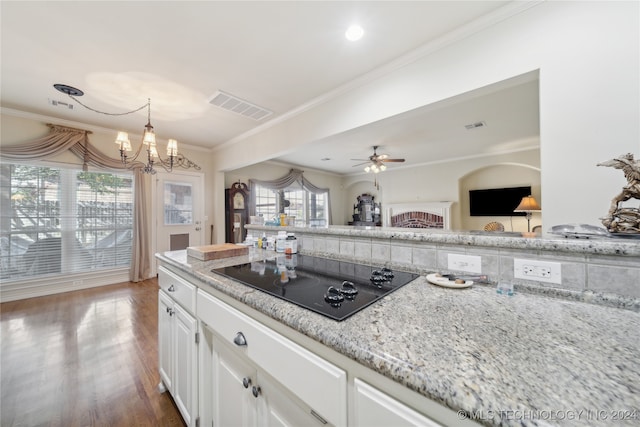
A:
[[514, 195, 541, 212], [166, 139, 178, 156], [143, 128, 156, 146], [115, 132, 132, 151], [149, 142, 159, 158]]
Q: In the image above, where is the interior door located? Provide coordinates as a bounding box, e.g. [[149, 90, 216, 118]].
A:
[[155, 172, 204, 271]]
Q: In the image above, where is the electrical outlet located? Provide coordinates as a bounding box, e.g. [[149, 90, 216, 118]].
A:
[[514, 259, 561, 284], [447, 254, 482, 273]]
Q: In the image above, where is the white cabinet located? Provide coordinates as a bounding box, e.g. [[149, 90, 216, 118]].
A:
[[353, 379, 441, 427], [200, 322, 330, 427], [197, 288, 347, 427], [158, 267, 198, 426]]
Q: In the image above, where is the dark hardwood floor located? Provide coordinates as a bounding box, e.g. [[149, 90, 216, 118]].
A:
[[1, 278, 186, 427]]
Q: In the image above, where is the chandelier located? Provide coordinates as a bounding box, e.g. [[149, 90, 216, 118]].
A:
[[53, 84, 200, 174]]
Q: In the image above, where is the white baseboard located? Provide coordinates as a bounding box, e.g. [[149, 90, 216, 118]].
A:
[[0, 268, 131, 302]]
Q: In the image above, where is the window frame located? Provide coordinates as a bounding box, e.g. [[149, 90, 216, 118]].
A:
[[253, 183, 328, 227], [0, 161, 134, 283]]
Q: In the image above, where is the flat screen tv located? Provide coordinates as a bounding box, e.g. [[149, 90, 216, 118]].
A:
[[469, 186, 531, 216]]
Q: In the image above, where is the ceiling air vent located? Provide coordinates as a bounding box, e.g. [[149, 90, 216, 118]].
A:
[[464, 121, 486, 130], [208, 90, 273, 121]]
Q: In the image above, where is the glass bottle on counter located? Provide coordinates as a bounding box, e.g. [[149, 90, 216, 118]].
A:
[[276, 231, 287, 253], [284, 233, 297, 254]]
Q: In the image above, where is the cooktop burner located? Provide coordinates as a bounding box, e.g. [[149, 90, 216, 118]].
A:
[[212, 254, 419, 321]]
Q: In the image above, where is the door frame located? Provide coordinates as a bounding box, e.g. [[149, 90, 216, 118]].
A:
[[151, 170, 205, 277]]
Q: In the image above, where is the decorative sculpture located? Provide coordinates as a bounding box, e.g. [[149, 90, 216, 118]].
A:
[[597, 153, 640, 233]]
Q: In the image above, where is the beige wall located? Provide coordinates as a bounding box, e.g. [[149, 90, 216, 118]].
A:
[[459, 163, 541, 232], [342, 147, 540, 229], [229, 147, 540, 229]]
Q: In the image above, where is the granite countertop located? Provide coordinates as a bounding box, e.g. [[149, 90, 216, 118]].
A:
[[157, 249, 640, 426], [245, 224, 640, 257]]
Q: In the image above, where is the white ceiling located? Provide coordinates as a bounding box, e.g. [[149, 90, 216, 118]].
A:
[[1, 1, 539, 175]]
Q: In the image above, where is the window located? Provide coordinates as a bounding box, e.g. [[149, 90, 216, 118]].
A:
[[254, 184, 328, 226], [163, 182, 193, 225], [0, 164, 133, 281]]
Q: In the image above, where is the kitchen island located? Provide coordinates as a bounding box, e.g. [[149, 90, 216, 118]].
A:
[[157, 248, 640, 426]]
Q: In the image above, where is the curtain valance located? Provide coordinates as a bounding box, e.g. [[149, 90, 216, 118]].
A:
[[249, 168, 329, 194], [249, 168, 332, 224]]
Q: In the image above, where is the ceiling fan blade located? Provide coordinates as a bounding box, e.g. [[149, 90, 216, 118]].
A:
[[352, 161, 370, 167], [381, 158, 405, 162], [350, 158, 370, 161]]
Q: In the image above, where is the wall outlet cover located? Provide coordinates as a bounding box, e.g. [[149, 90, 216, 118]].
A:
[[447, 253, 482, 273], [514, 258, 562, 284]]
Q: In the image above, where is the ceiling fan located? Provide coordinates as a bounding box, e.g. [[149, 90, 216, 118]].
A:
[[352, 145, 405, 173]]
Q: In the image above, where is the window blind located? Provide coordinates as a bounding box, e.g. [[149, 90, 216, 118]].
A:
[[0, 164, 133, 281]]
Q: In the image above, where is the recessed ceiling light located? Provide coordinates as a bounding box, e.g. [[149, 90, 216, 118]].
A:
[[345, 24, 364, 41]]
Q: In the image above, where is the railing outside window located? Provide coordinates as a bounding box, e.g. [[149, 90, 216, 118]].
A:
[[254, 184, 327, 227], [0, 164, 133, 281]]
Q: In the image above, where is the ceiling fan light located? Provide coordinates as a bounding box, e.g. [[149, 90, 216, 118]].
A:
[[364, 165, 371, 173], [380, 164, 387, 171]]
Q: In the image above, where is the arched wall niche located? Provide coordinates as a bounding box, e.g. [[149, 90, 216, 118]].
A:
[[459, 163, 541, 232], [343, 180, 381, 225]]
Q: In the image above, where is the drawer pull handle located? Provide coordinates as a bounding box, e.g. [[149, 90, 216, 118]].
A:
[[168, 308, 174, 316], [252, 386, 261, 398], [167, 285, 175, 292], [310, 410, 328, 425], [233, 332, 247, 346], [242, 377, 251, 389]]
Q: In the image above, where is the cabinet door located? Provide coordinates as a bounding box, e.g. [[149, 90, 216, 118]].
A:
[[158, 290, 173, 391], [353, 379, 441, 427], [257, 373, 328, 427], [215, 339, 258, 427], [173, 303, 198, 426]]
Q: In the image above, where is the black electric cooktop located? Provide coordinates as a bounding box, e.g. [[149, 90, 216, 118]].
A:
[[212, 254, 419, 321]]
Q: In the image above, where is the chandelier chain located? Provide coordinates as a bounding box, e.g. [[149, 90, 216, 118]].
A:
[[67, 94, 149, 116]]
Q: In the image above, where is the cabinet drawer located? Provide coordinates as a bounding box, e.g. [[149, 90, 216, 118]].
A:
[[158, 266, 196, 314], [196, 289, 347, 427], [197, 288, 258, 350]]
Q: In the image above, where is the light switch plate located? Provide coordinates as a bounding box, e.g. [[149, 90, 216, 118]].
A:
[[447, 254, 482, 273]]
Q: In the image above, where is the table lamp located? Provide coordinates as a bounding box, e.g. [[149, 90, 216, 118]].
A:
[[514, 195, 541, 232]]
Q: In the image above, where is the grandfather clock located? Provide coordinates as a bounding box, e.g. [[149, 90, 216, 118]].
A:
[[225, 182, 249, 243]]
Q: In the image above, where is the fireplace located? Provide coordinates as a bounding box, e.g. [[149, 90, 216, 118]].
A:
[[384, 202, 453, 230]]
